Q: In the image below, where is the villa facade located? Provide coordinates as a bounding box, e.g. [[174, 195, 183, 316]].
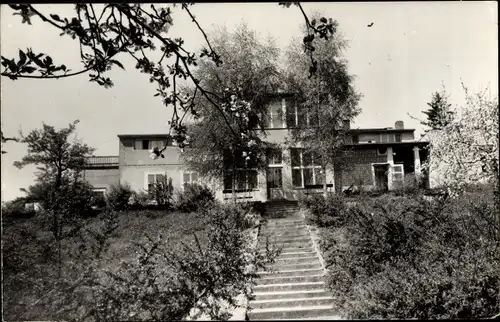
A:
[[84, 97, 429, 201]]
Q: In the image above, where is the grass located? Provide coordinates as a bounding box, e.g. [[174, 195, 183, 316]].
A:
[[2, 209, 209, 321]]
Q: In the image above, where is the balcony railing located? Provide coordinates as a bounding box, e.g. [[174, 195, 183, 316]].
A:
[[84, 156, 119, 168]]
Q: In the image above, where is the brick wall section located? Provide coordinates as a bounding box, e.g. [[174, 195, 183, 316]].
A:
[[335, 148, 387, 191]]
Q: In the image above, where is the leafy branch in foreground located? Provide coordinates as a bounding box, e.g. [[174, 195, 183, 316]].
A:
[[3, 3, 337, 150]]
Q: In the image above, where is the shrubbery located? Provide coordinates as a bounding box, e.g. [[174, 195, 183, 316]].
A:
[[106, 182, 133, 211], [302, 189, 500, 319], [299, 193, 348, 228], [175, 183, 215, 213]]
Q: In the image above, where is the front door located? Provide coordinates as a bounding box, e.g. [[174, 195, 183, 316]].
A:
[[267, 167, 284, 200], [373, 164, 389, 191]]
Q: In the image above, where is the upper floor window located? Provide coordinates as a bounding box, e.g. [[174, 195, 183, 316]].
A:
[[290, 148, 324, 188], [135, 139, 166, 150], [286, 100, 320, 128], [352, 134, 359, 144], [395, 133, 402, 142], [380, 133, 395, 143], [266, 99, 284, 128]]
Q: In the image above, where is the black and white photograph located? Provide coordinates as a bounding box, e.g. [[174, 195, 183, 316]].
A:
[[1, 2, 498, 320]]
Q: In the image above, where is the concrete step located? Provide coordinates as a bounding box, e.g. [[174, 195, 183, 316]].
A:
[[258, 268, 324, 278], [282, 315, 342, 320], [249, 297, 334, 310], [259, 251, 318, 261], [271, 256, 319, 265], [255, 274, 324, 286], [263, 220, 304, 225], [247, 305, 336, 320], [259, 237, 311, 245], [259, 241, 312, 250], [259, 230, 309, 237], [252, 290, 333, 301], [252, 281, 325, 293], [276, 252, 318, 259], [266, 261, 322, 271], [262, 225, 305, 231], [260, 245, 315, 254], [260, 229, 308, 235]]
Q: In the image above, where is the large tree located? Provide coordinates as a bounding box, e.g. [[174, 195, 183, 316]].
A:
[[284, 13, 362, 195], [423, 84, 499, 195], [179, 23, 284, 194], [2, 3, 337, 151]]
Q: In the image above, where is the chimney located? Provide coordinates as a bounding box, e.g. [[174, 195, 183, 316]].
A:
[[395, 120, 404, 129], [342, 119, 351, 130]]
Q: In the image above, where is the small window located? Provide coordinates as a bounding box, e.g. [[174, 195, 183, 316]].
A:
[[147, 173, 167, 192], [395, 133, 402, 142], [352, 135, 359, 144], [267, 149, 283, 165], [142, 140, 150, 150], [182, 171, 199, 187]]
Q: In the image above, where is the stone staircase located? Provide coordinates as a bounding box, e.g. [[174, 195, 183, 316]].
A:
[[262, 200, 300, 218], [247, 207, 341, 320]]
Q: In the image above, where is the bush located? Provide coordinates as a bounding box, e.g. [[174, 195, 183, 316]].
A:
[[321, 193, 500, 319], [148, 176, 174, 209], [299, 193, 348, 228], [175, 184, 215, 213], [2, 197, 36, 219], [131, 190, 152, 206], [106, 182, 133, 211]]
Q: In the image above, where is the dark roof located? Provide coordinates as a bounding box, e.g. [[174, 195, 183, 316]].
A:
[[349, 128, 415, 134], [117, 134, 171, 139]]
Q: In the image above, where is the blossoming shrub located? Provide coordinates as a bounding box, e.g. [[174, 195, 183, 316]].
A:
[[318, 192, 499, 319]]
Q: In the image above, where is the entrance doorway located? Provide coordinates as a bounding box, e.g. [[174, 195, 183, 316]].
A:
[[373, 164, 389, 191], [267, 167, 284, 200]]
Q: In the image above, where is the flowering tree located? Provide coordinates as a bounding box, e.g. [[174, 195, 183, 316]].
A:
[[422, 84, 499, 195]]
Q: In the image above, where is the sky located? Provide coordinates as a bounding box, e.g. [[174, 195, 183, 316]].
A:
[[1, 2, 498, 202]]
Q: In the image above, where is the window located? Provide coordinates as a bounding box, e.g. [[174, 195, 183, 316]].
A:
[[392, 164, 404, 183], [352, 134, 359, 144], [182, 171, 199, 188], [380, 133, 395, 143], [135, 139, 166, 150], [285, 99, 320, 128], [223, 150, 258, 192], [395, 133, 402, 143], [146, 172, 166, 192], [290, 148, 324, 188], [92, 188, 106, 198], [224, 170, 258, 191], [266, 100, 284, 128], [267, 148, 283, 165]]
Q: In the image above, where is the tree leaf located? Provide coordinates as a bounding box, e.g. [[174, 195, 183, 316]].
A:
[[18, 50, 27, 67], [21, 66, 37, 74], [110, 59, 125, 70], [50, 14, 63, 22]]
